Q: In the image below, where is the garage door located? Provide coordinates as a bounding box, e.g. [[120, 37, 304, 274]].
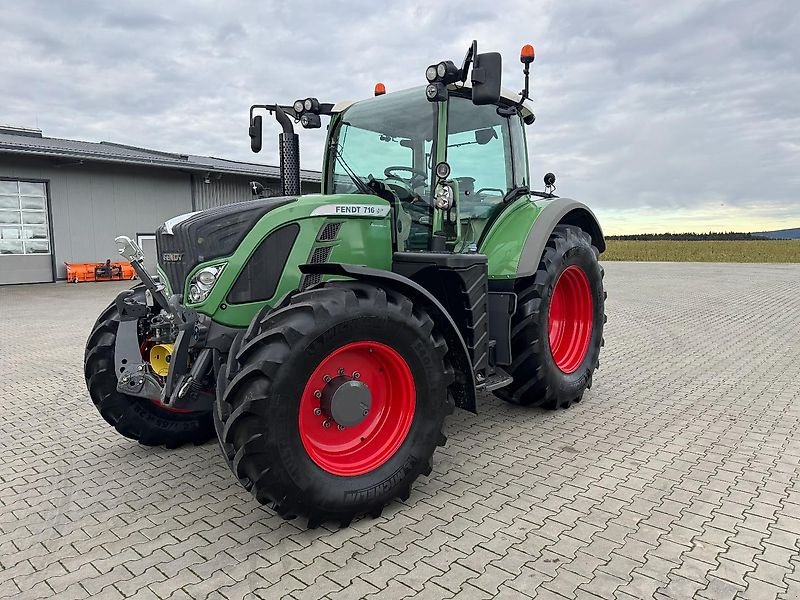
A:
[[0, 179, 53, 284]]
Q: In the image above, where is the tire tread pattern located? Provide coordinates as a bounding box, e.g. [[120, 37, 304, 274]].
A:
[[215, 281, 455, 527], [497, 225, 606, 409]]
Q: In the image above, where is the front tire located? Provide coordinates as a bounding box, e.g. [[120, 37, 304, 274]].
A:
[[215, 282, 454, 527], [496, 224, 605, 409], [84, 288, 215, 448]]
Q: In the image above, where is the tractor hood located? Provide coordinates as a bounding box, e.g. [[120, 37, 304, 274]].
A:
[[156, 195, 298, 294]]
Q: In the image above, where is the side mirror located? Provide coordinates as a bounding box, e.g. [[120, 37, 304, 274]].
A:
[[249, 115, 263, 153], [471, 52, 502, 106]]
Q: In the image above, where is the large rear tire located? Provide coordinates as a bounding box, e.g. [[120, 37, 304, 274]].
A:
[[495, 224, 605, 409], [215, 281, 454, 527], [84, 288, 214, 448]]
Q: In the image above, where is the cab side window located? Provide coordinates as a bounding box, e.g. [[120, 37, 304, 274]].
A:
[[446, 97, 514, 217]]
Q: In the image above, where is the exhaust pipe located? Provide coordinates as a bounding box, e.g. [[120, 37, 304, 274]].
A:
[[275, 106, 301, 197]]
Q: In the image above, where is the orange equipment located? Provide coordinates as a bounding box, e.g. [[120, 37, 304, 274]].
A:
[[65, 260, 137, 283]]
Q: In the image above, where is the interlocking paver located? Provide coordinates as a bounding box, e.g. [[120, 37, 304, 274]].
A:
[[1, 263, 799, 599]]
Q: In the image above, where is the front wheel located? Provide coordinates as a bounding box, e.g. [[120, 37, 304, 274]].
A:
[[84, 287, 215, 447], [495, 224, 606, 409], [215, 282, 454, 527]]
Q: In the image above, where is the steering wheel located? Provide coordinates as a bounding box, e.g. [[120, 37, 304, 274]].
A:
[[384, 166, 427, 186]]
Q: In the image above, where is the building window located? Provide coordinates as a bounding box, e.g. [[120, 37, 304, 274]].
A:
[[0, 180, 50, 255]]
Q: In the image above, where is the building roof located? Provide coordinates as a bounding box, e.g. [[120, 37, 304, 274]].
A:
[[0, 126, 321, 182]]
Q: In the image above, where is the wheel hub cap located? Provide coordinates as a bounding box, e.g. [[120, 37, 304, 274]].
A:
[[322, 377, 372, 427]]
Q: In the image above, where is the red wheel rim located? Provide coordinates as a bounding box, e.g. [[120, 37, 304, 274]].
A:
[[548, 265, 594, 374], [298, 341, 416, 476]]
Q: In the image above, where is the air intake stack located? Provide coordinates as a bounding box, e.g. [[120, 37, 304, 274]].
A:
[[274, 106, 301, 197]]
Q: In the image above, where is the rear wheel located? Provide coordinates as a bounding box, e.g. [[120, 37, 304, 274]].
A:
[[496, 224, 605, 409], [84, 288, 214, 447], [215, 282, 454, 527]]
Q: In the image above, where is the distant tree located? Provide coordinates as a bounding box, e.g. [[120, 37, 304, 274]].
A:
[[606, 231, 774, 241]]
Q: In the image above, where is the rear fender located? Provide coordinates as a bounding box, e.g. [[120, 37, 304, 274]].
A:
[[518, 198, 605, 278], [299, 262, 478, 413]]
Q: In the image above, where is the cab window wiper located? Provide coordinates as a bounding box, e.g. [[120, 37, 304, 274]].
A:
[[332, 144, 377, 197]]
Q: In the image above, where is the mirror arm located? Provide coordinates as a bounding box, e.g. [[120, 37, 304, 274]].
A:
[[459, 40, 477, 83]]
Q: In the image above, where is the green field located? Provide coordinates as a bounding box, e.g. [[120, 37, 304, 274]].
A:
[[603, 240, 800, 263]]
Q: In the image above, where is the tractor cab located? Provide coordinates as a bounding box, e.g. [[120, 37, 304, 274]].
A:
[[323, 85, 534, 253], [248, 40, 540, 256]]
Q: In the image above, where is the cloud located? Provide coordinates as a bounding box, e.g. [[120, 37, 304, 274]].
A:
[[1, 0, 798, 232]]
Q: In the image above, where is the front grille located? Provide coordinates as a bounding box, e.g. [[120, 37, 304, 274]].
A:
[[155, 230, 187, 295], [301, 245, 332, 290], [317, 222, 342, 242], [154, 196, 298, 299]]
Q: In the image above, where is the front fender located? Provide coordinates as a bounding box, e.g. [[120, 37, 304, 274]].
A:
[[299, 262, 478, 413]]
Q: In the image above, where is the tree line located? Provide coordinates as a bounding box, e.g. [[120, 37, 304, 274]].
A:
[[606, 232, 774, 241]]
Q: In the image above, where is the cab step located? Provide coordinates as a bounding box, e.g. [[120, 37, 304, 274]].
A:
[[480, 368, 513, 391]]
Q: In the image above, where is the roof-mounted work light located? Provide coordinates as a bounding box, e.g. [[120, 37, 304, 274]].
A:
[[300, 112, 321, 129], [291, 97, 323, 128], [424, 60, 461, 103]]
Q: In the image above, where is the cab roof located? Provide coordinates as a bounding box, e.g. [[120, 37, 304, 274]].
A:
[[331, 85, 534, 122]]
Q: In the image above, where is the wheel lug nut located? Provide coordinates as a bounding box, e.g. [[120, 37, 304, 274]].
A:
[[314, 390, 322, 399], [323, 375, 331, 383], [323, 420, 331, 428], [353, 371, 360, 380], [337, 424, 344, 431], [363, 409, 369, 416], [313, 407, 322, 416], [338, 368, 345, 376]]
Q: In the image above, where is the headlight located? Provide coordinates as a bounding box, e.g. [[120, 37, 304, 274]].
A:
[[189, 283, 203, 303], [186, 263, 225, 304], [434, 183, 454, 210], [293, 100, 304, 113]]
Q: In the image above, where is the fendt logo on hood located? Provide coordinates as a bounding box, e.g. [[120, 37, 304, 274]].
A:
[[162, 252, 184, 262]]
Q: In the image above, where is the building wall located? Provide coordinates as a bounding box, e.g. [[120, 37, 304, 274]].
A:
[[0, 156, 192, 281], [191, 173, 319, 210]]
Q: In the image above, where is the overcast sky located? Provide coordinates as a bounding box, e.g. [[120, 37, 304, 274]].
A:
[[2, 0, 798, 233]]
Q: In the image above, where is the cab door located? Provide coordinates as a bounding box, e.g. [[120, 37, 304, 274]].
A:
[[443, 93, 529, 249]]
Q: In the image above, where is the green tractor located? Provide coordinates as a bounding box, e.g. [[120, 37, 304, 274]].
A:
[[84, 41, 605, 527]]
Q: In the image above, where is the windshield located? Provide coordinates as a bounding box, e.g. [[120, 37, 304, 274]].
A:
[[328, 88, 438, 250]]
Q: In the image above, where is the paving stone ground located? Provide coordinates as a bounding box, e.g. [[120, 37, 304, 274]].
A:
[[1, 262, 799, 600]]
